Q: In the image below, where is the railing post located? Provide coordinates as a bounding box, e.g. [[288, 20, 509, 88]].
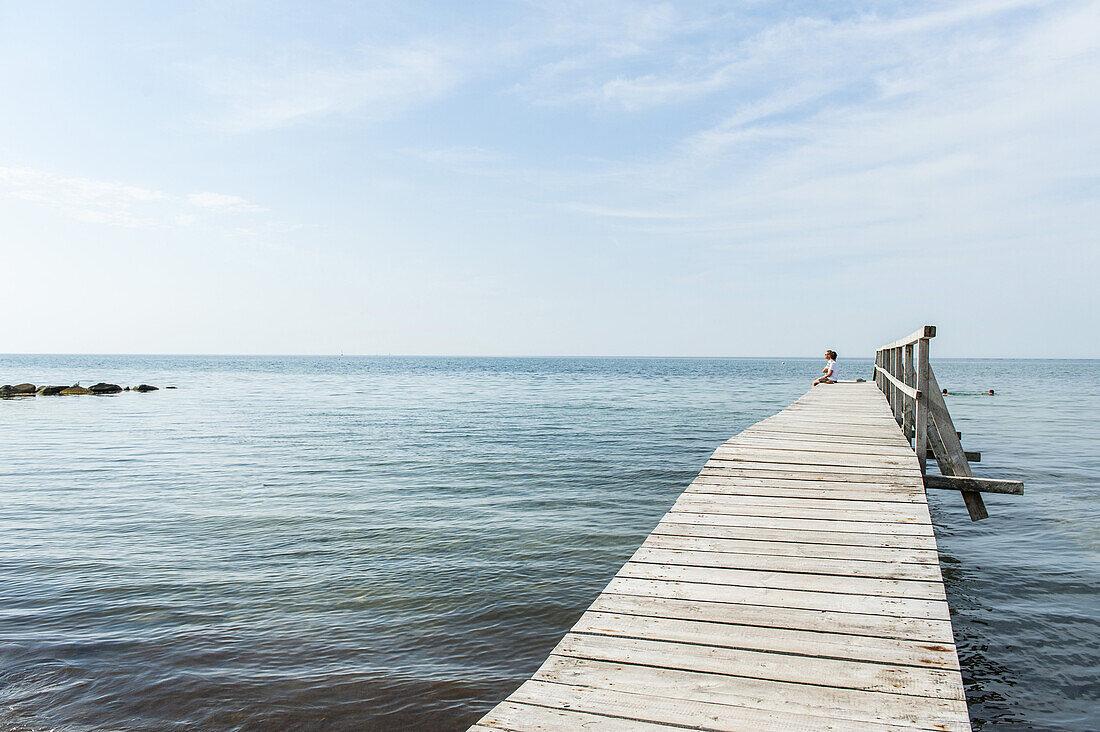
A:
[[891, 347, 903, 427], [915, 337, 930, 474], [884, 348, 892, 407], [903, 343, 915, 440]]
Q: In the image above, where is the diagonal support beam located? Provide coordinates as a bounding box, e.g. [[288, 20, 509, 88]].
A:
[[924, 368, 988, 521]]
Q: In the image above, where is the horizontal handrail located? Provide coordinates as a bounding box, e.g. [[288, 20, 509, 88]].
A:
[[876, 325, 936, 351], [875, 366, 919, 399]]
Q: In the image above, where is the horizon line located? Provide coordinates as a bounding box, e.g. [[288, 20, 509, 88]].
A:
[[1, 352, 1094, 361]]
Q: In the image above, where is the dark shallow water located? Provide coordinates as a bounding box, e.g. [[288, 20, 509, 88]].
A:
[[0, 356, 1096, 731]]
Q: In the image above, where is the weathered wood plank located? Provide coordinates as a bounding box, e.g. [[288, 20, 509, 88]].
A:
[[590, 593, 956, 643], [616, 562, 947, 601], [672, 495, 930, 523], [571, 611, 960, 670], [674, 492, 932, 516], [632, 544, 944, 580], [652, 521, 939, 550], [924, 474, 1024, 495], [533, 658, 970, 731], [603, 576, 951, 620], [659, 511, 936, 537], [476, 700, 680, 731], [550, 634, 964, 700], [640, 533, 942, 566], [506, 680, 946, 732]]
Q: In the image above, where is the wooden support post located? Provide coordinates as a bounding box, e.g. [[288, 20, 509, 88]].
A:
[[903, 343, 915, 441], [877, 350, 885, 394], [914, 337, 930, 475], [892, 347, 904, 427], [886, 348, 894, 416], [924, 367, 989, 521]]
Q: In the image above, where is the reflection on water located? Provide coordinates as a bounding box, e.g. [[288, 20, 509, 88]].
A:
[[0, 356, 1097, 730]]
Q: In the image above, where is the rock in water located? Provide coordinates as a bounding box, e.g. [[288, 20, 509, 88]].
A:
[[9, 383, 37, 395], [135, 384, 159, 392], [36, 385, 66, 395], [0, 385, 12, 397], [60, 385, 93, 395], [89, 383, 123, 394]]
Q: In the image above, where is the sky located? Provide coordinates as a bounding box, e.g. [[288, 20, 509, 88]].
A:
[[0, 0, 1097, 357]]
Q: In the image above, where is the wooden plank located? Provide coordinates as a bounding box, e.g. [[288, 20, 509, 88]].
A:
[[726, 437, 918, 456], [652, 522, 938, 550], [672, 497, 929, 524], [740, 429, 912, 446], [506, 680, 945, 732], [631, 545, 944, 581], [686, 482, 926, 502], [673, 492, 932, 516], [550, 634, 964, 700], [603, 577, 951, 620], [700, 465, 924, 483], [616, 562, 946, 600], [534, 658, 970, 731], [475, 699, 680, 731], [589, 593, 956, 643], [923, 474, 1024, 495], [571, 611, 960, 670], [712, 448, 916, 467], [658, 511, 935, 537], [640, 533, 942, 566], [690, 475, 926, 492], [926, 449, 980, 462]]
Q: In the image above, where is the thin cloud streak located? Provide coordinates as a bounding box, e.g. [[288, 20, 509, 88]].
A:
[[0, 166, 267, 229], [190, 42, 466, 132]]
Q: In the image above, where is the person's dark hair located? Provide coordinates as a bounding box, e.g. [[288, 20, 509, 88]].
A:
[[826, 350, 837, 360]]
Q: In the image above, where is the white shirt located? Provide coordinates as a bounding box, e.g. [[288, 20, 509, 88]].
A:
[[825, 359, 838, 381]]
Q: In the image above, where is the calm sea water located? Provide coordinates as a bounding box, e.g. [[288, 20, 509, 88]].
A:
[[0, 356, 1096, 731]]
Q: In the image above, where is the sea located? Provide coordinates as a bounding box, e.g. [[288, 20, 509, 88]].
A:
[[0, 355, 1096, 731]]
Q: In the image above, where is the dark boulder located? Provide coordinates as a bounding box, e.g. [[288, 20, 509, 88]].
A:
[[165, 386, 178, 389], [12, 383, 36, 395], [89, 383, 123, 394], [0, 385, 12, 397], [37, 385, 67, 395], [135, 384, 159, 392], [60, 385, 93, 395], [2, 383, 36, 396]]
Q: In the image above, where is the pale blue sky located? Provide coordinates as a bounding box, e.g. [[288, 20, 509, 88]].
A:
[[1, 1, 1096, 357]]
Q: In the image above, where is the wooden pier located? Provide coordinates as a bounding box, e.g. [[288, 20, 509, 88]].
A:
[[471, 328, 1019, 731]]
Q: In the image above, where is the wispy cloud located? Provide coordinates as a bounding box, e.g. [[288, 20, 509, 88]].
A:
[[187, 191, 266, 213], [0, 166, 266, 229], [543, 0, 1100, 259], [191, 42, 464, 132]]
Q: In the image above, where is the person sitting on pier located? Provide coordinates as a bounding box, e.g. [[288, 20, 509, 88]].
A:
[[813, 350, 838, 386]]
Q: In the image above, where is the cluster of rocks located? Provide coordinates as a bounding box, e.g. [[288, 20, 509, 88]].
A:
[[0, 383, 172, 397]]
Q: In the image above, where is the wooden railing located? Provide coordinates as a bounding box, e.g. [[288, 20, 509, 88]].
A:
[[875, 326, 1022, 521]]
